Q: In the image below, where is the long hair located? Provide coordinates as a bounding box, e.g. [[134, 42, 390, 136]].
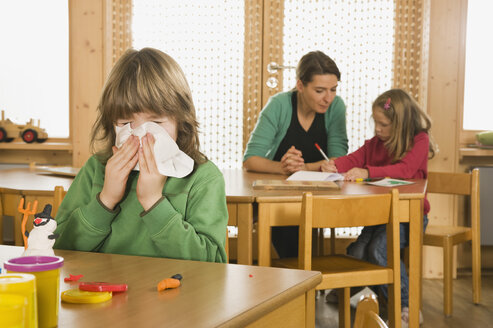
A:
[[295, 51, 341, 87], [91, 48, 206, 165], [373, 89, 437, 162]]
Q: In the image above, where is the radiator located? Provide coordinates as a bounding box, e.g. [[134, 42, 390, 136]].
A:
[[478, 166, 493, 245]]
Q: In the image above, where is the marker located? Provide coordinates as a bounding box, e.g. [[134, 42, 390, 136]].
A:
[[314, 143, 330, 162], [356, 177, 384, 182]]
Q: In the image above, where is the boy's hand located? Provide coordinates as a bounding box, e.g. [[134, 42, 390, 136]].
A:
[[344, 168, 369, 181], [280, 146, 305, 175], [100, 135, 139, 210], [137, 133, 167, 211]]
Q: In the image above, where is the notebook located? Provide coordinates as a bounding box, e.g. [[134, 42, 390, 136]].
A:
[[286, 170, 344, 182]]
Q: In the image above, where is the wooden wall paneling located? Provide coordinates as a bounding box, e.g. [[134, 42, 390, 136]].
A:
[[423, 0, 465, 279], [0, 150, 72, 166], [69, 0, 106, 167]]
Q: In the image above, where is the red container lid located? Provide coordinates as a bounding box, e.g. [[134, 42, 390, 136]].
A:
[[79, 282, 128, 293]]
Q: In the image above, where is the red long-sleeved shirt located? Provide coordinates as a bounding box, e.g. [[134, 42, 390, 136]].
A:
[[334, 132, 430, 214]]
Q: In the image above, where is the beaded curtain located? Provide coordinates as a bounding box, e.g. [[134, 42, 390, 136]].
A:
[[107, 0, 132, 73], [132, 0, 244, 169], [129, 1, 427, 169], [281, 0, 394, 153]]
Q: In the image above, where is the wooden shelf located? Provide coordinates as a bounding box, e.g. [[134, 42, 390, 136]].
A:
[[459, 147, 493, 160], [0, 141, 72, 151]]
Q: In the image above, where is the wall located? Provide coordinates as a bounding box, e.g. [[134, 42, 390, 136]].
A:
[[424, 0, 493, 278]]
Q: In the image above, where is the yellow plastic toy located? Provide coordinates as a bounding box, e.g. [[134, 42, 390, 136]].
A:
[[0, 110, 48, 143]]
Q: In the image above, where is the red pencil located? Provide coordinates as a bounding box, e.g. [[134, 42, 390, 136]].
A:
[[314, 143, 330, 162]]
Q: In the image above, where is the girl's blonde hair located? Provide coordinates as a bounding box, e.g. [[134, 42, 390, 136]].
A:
[[91, 47, 206, 165], [373, 88, 437, 162]]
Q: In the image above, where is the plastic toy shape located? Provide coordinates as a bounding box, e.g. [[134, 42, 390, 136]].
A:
[[18, 198, 38, 248], [157, 274, 182, 291], [22, 204, 59, 257], [0, 110, 48, 143]]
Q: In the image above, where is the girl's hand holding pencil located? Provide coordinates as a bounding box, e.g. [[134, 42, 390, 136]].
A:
[[320, 159, 338, 173], [344, 167, 369, 181], [314, 143, 338, 173]]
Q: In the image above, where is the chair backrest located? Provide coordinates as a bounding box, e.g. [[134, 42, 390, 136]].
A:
[[427, 169, 480, 229], [52, 185, 67, 217], [308, 194, 393, 228], [298, 189, 400, 270], [354, 294, 388, 328], [225, 227, 229, 263], [12, 186, 67, 246], [427, 169, 479, 196], [0, 188, 24, 244]]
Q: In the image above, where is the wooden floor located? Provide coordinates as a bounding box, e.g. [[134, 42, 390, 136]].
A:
[[315, 271, 493, 327]]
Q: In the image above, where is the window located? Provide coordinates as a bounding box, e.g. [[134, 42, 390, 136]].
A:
[[463, 1, 493, 130], [0, 1, 69, 138]]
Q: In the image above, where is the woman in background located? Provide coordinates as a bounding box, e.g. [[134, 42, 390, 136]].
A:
[[243, 50, 348, 257]]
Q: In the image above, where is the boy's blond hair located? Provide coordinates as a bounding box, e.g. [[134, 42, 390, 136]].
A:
[[91, 47, 206, 165]]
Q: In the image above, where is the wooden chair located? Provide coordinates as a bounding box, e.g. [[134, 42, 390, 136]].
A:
[[423, 169, 481, 316], [354, 294, 388, 328], [225, 227, 230, 263], [0, 188, 23, 245], [273, 189, 401, 328], [12, 186, 66, 246]]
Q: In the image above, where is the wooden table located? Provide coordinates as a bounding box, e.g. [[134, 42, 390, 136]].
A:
[[223, 169, 426, 328], [0, 245, 321, 328], [0, 168, 252, 262], [0, 168, 426, 327], [0, 168, 74, 245]]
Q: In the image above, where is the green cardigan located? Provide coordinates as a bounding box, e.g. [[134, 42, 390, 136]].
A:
[[243, 91, 348, 161], [54, 156, 228, 263]]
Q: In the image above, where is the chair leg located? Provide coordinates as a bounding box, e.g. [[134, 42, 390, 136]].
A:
[[471, 235, 481, 304], [443, 238, 453, 316], [387, 284, 401, 328], [318, 228, 325, 256], [338, 288, 350, 328]]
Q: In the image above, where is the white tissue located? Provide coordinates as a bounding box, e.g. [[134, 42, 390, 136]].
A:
[[115, 122, 194, 178]]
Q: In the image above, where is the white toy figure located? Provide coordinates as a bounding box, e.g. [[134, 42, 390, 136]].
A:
[[22, 204, 59, 257]]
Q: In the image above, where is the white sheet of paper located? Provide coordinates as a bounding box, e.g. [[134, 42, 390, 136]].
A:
[[366, 178, 414, 187], [287, 170, 344, 182]]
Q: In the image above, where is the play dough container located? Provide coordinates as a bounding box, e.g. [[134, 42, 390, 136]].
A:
[[5, 256, 64, 328], [0, 274, 37, 328]]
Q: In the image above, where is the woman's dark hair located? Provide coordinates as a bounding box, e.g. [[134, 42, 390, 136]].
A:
[[296, 51, 341, 86]]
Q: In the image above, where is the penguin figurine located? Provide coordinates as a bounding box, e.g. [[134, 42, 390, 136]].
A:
[[22, 204, 59, 257]]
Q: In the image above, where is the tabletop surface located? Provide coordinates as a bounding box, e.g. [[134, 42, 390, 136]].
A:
[[0, 245, 321, 328], [222, 169, 427, 201], [0, 168, 74, 191], [0, 167, 426, 200]]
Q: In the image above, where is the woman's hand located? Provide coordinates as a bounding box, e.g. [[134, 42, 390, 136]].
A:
[[100, 135, 139, 210], [137, 133, 167, 211], [280, 146, 305, 174], [344, 168, 369, 181]]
